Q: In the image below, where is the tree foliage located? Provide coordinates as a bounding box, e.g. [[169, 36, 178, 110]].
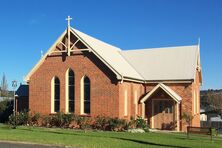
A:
[[205, 91, 222, 116], [0, 73, 8, 97], [182, 112, 194, 126], [0, 99, 13, 123]]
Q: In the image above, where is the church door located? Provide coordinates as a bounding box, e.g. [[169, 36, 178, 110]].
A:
[[153, 100, 175, 130]]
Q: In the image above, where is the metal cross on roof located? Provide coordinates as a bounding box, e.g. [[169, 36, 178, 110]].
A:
[[66, 16, 72, 27]]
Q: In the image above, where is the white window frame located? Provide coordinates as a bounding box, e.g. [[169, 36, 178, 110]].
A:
[[134, 90, 138, 116], [51, 77, 55, 113]]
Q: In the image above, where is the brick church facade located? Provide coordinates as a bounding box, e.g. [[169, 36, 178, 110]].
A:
[[17, 20, 202, 131]]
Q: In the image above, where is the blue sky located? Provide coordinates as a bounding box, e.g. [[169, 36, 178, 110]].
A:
[[0, 0, 221, 90]]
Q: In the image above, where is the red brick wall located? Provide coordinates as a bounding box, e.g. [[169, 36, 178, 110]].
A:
[[192, 70, 201, 127], [118, 82, 144, 120], [29, 51, 120, 117]]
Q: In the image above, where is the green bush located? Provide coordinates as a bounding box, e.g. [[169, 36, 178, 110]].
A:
[[8, 110, 29, 126], [42, 115, 52, 127], [29, 112, 41, 126], [50, 112, 64, 127], [0, 99, 13, 123], [108, 117, 127, 131], [136, 116, 146, 128], [76, 116, 92, 130], [49, 112, 74, 128], [7, 111, 149, 132], [93, 116, 110, 130], [8, 114, 16, 126], [127, 117, 137, 129], [17, 110, 29, 125]]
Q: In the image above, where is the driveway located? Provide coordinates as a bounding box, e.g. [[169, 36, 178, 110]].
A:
[[0, 141, 66, 148]]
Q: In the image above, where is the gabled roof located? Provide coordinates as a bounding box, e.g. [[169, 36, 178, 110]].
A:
[[121, 45, 200, 81], [16, 84, 29, 97], [71, 28, 143, 80], [25, 27, 201, 83], [25, 28, 143, 82], [140, 83, 182, 103]]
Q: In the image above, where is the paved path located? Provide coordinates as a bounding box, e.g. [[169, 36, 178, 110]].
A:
[[0, 141, 66, 148]]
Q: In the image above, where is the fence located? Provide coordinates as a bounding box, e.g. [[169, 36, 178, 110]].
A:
[[201, 121, 222, 134]]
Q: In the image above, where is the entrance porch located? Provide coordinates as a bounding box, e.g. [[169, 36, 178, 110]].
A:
[[140, 83, 181, 131]]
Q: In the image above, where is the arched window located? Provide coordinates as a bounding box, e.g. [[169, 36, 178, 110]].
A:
[[68, 69, 75, 112], [83, 76, 90, 114], [54, 77, 60, 112]]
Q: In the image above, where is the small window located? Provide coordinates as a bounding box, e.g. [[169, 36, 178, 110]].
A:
[[83, 76, 90, 114], [54, 77, 60, 112]]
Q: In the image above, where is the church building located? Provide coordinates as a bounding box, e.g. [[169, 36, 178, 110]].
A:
[[17, 16, 202, 131]]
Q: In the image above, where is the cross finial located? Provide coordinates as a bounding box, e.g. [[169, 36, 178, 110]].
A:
[[66, 16, 72, 27]]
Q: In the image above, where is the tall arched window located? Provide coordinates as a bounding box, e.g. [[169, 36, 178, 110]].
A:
[[83, 76, 90, 114], [68, 69, 75, 113], [54, 77, 60, 112]]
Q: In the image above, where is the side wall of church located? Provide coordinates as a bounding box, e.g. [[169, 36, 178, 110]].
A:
[[118, 81, 144, 120]]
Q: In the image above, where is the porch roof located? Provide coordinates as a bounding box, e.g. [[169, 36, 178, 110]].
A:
[[140, 83, 182, 103]]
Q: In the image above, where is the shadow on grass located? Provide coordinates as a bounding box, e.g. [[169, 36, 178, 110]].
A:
[[18, 128, 190, 148]]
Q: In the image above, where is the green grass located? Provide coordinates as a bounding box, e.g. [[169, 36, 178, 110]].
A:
[[0, 124, 221, 148]]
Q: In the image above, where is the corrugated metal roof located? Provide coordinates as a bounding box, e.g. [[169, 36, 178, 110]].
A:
[[121, 45, 199, 81], [71, 28, 144, 80], [25, 27, 200, 82], [16, 84, 29, 97]]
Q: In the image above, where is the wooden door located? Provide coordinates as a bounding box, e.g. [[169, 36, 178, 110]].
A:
[[153, 100, 175, 130]]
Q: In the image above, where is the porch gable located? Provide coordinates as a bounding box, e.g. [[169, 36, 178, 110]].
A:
[[140, 83, 182, 103]]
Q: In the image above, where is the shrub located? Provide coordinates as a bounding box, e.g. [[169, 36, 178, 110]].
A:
[[127, 117, 137, 129], [76, 116, 92, 130], [8, 110, 30, 126], [7, 112, 149, 132], [0, 99, 13, 123], [108, 117, 127, 131], [49, 112, 74, 128], [8, 114, 16, 128], [93, 116, 110, 130], [41, 115, 52, 127], [17, 110, 29, 125], [29, 112, 41, 126], [136, 116, 147, 129]]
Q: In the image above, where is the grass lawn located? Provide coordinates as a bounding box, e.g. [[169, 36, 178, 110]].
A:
[[0, 124, 221, 148]]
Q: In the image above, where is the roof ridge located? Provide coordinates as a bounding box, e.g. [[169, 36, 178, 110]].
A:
[[123, 44, 198, 52], [71, 27, 121, 51]]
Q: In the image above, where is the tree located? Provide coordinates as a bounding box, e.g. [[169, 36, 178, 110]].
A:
[[0, 99, 13, 123], [206, 91, 222, 116], [0, 73, 8, 97], [182, 112, 194, 127]]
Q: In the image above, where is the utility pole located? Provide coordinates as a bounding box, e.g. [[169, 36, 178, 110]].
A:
[[12, 80, 17, 127]]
